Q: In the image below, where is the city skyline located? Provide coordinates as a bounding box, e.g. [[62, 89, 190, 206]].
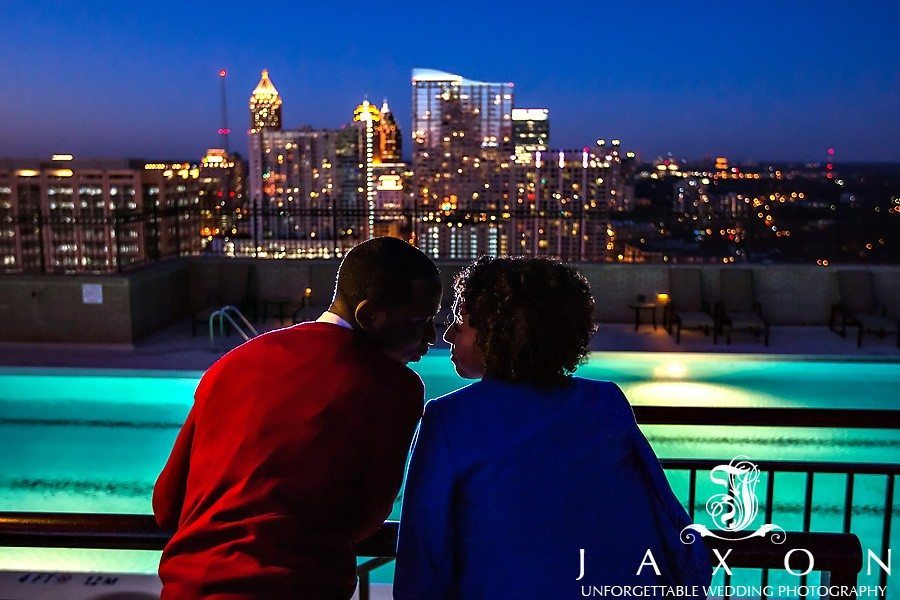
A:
[[1, 1, 898, 163]]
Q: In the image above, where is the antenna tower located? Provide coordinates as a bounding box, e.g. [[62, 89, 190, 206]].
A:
[[218, 69, 231, 152]]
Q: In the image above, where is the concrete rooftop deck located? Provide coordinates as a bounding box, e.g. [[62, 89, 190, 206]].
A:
[[0, 304, 896, 372]]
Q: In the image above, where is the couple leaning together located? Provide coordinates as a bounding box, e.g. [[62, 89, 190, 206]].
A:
[[153, 237, 711, 599]]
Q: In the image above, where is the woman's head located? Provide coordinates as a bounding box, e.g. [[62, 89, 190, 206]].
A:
[[444, 256, 596, 388]]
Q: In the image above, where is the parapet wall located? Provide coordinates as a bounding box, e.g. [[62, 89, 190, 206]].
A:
[[0, 260, 897, 343]]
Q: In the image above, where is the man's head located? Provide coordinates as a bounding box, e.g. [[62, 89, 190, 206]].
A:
[[330, 237, 442, 364]]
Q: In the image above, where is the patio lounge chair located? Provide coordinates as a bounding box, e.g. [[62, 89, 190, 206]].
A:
[[717, 269, 770, 346], [256, 263, 311, 326], [830, 270, 898, 348], [666, 268, 716, 344]]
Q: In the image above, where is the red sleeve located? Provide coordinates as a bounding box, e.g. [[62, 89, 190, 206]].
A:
[[352, 374, 425, 542], [152, 404, 197, 531]]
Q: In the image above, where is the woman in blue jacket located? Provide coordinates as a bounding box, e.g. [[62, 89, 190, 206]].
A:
[[395, 256, 711, 599]]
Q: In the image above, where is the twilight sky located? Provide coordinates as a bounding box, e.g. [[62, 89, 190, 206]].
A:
[[1, 1, 898, 163]]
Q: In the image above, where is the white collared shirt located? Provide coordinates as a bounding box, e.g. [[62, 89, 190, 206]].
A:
[[316, 311, 353, 330]]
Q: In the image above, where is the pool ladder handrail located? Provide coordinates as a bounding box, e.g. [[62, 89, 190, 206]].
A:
[[209, 305, 259, 350]]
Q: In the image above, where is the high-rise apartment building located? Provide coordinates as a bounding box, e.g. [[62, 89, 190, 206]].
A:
[[411, 68, 514, 258], [509, 149, 614, 262], [0, 157, 202, 273], [411, 69, 617, 261]]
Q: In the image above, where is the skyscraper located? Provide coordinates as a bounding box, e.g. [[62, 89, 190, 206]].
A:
[[247, 73, 396, 258], [510, 149, 613, 262], [377, 100, 401, 163], [247, 70, 351, 258], [411, 68, 514, 259], [249, 69, 282, 133], [353, 100, 380, 239], [511, 108, 549, 164], [198, 149, 246, 254], [350, 100, 411, 242]]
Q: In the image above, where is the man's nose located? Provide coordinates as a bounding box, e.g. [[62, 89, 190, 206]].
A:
[[425, 320, 438, 346], [442, 324, 454, 345]]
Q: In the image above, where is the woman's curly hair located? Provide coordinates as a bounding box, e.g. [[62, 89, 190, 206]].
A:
[[453, 256, 596, 389]]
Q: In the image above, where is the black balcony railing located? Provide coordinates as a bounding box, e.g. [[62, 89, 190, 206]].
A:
[[3, 197, 898, 274], [0, 406, 896, 598], [0, 514, 863, 600]]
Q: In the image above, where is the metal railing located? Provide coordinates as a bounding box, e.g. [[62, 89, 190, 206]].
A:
[[0, 514, 862, 600], [661, 459, 897, 599], [3, 202, 899, 274], [641, 406, 899, 598], [0, 406, 895, 598]]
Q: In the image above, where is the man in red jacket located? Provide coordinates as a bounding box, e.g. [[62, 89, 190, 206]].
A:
[[153, 237, 441, 599]]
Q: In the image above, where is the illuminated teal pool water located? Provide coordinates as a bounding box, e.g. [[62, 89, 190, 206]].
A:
[[0, 352, 897, 592]]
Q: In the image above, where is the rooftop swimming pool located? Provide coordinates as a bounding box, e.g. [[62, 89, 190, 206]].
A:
[[0, 352, 897, 592]]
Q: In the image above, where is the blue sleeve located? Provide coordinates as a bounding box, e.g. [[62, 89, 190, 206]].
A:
[[394, 402, 455, 600], [610, 383, 712, 590]]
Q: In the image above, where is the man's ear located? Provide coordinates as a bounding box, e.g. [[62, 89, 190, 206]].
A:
[[354, 300, 387, 332]]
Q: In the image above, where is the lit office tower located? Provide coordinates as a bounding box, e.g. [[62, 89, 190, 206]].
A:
[[511, 108, 549, 164], [249, 69, 283, 133], [247, 70, 355, 258], [353, 100, 380, 240], [411, 68, 514, 259], [346, 100, 410, 242], [377, 100, 401, 163], [248, 69, 282, 254]]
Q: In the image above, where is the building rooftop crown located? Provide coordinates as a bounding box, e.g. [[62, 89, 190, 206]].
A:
[[354, 99, 381, 123], [252, 69, 280, 99], [411, 68, 511, 87]]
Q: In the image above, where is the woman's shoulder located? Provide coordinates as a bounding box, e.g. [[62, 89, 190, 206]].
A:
[[425, 380, 488, 413], [424, 378, 633, 420], [567, 378, 636, 421]]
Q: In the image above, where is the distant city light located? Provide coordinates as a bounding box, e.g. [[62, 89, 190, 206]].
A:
[[51, 154, 73, 161]]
